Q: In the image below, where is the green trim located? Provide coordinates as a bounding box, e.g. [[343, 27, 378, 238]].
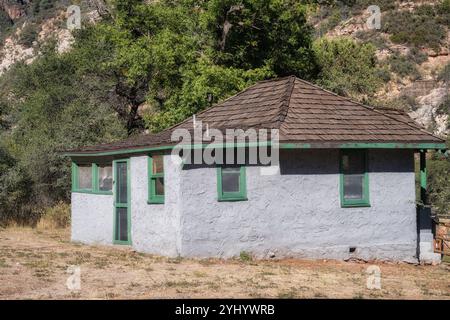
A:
[[338, 142, 445, 149], [279, 143, 311, 149], [65, 142, 446, 157], [113, 159, 132, 245], [71, 162, 113, 195], [420, 150, 427, 204], [71, 162, 77, 192], [339, 150, 370, 208], [148, 155, 165, 204], [217, 166, 247, 202]]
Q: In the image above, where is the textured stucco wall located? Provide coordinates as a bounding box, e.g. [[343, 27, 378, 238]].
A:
[[179, 149, 418, 262], [71, 192, 113, 245], [130, 155, 182, 257], [71, 149, 420, 262]]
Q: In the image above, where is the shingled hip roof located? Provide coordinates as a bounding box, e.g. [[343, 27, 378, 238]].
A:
[[67, 76, 445, 155]]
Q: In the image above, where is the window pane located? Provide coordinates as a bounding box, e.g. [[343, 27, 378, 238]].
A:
[[343, 152, 364, 174], [78, 165, 92, 189], [344, 174, 364, 199], [116, 208, 128, 242], [343, 151, 366, 201], [152, 155, 164, 174], [98, 164, 112, 191], [222, 167, 240, 193], [155, 177, 164, 195], [116, 162, 127, 204]]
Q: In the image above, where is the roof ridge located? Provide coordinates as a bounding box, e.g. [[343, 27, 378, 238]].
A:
[[276, 76, 296, 127], [294, 78, 445, 142]]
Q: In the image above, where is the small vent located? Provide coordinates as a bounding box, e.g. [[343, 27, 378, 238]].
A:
[[349, 247, 356, 253]]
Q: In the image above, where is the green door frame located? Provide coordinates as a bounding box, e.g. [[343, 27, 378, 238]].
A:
[[113, 159, 131, 245]]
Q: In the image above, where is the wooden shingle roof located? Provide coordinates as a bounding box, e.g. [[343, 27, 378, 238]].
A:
[[67, 76, 445, 155]]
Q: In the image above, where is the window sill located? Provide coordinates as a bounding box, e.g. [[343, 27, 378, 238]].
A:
[[147, 199, 165, 205], [218, 197, 248, 202], [113, 240, 132, 245], [341, 203, 371, 208], [72, 190, 113, 195]]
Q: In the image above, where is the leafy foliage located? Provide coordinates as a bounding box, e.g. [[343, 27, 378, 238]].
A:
[[312, 37, 382, 98], [387, 52, 420, 80], [428, 142, 450, 216], [383, 3, 447, 51]]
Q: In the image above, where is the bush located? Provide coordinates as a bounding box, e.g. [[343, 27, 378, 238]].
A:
[[239, 251, 252, 262], [387, 53, 420, 80], [313, 37, 382, 99], [408, 48, 428, 65], [375, 67, 391, 83], [428, 151, 450, 217], [37, 201, 71, 229], [437, 63, 450, 82], [18, 23, 39, 47], [383, 5, 446, 51]]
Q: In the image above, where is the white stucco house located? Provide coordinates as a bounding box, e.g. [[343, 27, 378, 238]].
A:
[[66, 76, 446, 263]]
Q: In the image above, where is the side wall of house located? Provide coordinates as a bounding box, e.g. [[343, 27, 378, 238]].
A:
[[130, 155, 182, 257], [179, 149, 417, 262], [71, 193, 114, 245]]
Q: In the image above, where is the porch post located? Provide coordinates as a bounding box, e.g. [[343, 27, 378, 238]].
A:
[[419, 150, 427, 204], [417, 149, 440, 264]]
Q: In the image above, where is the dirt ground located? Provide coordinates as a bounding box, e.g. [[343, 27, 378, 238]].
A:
[[0, 227, 449, 300]]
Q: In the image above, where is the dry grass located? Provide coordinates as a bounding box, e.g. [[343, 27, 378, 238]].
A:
[[0, 227, 449, 300]]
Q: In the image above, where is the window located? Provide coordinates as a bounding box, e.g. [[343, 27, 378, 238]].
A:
[[72, 162, 112, 194], [217, 166, 247, 201], [98, 164, 113, 192], [77, 164, 92, 190], [148, 155, 164, 204], [340, 150, 370, 207]]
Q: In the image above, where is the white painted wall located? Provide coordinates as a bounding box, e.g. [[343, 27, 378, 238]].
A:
[[71, 192, 113, 245], [130, 155, 182, 257], [71, 149, 420, 262], [179, 149, 418, 262]]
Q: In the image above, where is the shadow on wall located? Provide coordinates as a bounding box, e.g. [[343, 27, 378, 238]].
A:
[[181, 148, 414, 174]]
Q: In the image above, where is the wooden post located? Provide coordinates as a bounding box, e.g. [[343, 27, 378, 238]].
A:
[[420, 150, 427, 205]]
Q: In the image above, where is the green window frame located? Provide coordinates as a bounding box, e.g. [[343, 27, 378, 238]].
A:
[[217, 166, 247, 201], [71, 162, 113, 195], [148, 155, 165, 204], [339, 150, 370, 207]]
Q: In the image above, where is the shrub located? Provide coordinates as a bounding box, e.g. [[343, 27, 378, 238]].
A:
[[375, 66, 391, 83], [239, 251, 252, 262], [428, 150, 450, 217], [37, 201, 71, 229], [313, 37, 382, 99], [383, 5, 446, 50], [355, 31, 388, 50], [408, 48, 428, 65], [437, 63, 450, 82], [18, 23, 39, 47], [387, 53, 420, 80]]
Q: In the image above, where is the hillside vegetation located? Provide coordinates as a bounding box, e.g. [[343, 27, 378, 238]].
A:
[[0, 0, 449, 224]]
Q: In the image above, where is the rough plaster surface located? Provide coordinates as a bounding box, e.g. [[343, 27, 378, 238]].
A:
[[130, 155, 182, 257], [71, 149, 429, 263], [71, 192, 113, 245], [179, 149, 418, 262]]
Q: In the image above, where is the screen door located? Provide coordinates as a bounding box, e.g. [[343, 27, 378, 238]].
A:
[[113, 159, 131, 244]]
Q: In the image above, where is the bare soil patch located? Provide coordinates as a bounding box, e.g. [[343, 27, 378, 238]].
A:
[[0, 228, 448, 299]]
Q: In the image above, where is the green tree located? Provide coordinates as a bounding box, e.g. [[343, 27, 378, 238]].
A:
[[313, 37, 382, 99], [205, 0, 318, 78]]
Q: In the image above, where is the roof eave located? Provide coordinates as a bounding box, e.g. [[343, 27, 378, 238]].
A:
[[64, 140, 447, 157]]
